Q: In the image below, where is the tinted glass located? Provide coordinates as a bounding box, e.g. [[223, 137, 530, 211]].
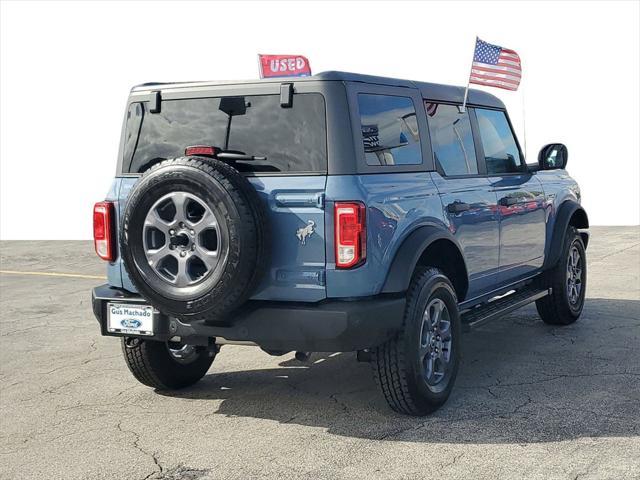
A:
[[123, 103, 143, 166], [426, 102, 478, 176], [475, 108, 522, 174], [126, 94, 326, 173], [358, 94, 422, 166]]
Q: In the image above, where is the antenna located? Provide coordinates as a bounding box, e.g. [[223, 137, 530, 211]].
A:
[[520, 76, 528, 161]]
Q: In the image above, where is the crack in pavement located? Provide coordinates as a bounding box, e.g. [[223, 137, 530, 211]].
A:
[[116, 421, 164, 480], [441, 452, 465, 470], [462, 371, 640, 390], [590, 242, 640, 264], [329, 393, 349, 413]]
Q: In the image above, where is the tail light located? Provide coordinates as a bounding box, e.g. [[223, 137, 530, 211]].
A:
[[334, 202, 366, 269], [185, 145, 219, 157], [93, 201, 115, 261]]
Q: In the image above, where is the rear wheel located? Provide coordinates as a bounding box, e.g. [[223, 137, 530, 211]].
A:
[[121, 337, 215, 390], [536, 227, 586, 325], [372, 267, 461, 416]]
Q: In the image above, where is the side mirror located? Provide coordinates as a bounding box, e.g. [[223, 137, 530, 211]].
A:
[[538, 143, 568, 170]]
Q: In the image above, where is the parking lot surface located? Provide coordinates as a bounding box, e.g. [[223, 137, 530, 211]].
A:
[[1, 226, 639, 480]]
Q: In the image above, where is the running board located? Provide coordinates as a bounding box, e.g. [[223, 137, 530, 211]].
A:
[[461, 287, 551, 331]]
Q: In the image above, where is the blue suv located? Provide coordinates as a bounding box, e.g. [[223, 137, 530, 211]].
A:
[[91, 72, 589, 415]]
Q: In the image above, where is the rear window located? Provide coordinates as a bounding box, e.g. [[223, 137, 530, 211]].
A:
[[357, 94, 422, 166], [123, 93, 327, 174]]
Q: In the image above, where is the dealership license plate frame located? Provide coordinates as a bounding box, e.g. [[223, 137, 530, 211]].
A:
[[107, 302, 155, 336]]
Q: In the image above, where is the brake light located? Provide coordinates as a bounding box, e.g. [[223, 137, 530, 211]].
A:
[[334, 202, 366, 269], [185, 145, 219, 157], [93, 202, 115, 261]]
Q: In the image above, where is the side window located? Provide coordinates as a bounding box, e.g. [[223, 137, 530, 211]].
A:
[[475, 108, 523, 174], [123, 102, 144, 166], [425, 102, 478, 176], [358, 94, 422, 166]]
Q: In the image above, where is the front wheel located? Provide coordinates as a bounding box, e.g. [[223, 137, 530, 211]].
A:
[[121, 337, 215, 390], [536, 227, 587, 325], [372, 267, 461, 416]]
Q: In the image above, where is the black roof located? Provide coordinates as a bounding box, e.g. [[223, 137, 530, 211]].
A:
[[315, 71, 505, 109], [133, 70, 505, 109]]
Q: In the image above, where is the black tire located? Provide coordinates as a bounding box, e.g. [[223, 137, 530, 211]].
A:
[[536, 226, 586, 325], [120, 157, 269, 322], [121, 337, 215, 390], [372, 267, 461, 416]]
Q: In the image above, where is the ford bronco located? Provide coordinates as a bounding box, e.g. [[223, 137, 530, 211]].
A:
[[92, 72, 589, 415]]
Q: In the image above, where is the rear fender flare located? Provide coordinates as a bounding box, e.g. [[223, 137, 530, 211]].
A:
[[381, 226, 468, 297]]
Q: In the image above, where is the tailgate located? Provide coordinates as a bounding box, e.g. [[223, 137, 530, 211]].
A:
[[114, 175, 327, 302], [248, 175, 327, 302]]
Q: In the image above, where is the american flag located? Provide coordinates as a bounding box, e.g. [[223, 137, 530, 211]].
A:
[[469, 38, 522, 91], [424, 101, 438, 117]]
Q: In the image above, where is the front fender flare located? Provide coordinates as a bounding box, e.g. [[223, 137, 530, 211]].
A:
[[543, 200, 589, 270]]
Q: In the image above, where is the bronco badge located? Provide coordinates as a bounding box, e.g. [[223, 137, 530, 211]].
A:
[[296, 220, 315, 245]]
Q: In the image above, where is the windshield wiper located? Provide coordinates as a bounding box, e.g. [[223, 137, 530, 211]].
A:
[[217, 151, 266, 162]]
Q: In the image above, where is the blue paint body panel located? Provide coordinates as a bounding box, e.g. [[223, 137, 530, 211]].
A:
[[430, 172, 500, 299], [489, 174, 547, 285], [536, 169, 582, 260], [105, 169, 583, 304], [324, 172, 443, 298]]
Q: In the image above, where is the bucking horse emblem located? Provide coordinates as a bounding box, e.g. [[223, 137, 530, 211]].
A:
[[296, 220, 316, 245]]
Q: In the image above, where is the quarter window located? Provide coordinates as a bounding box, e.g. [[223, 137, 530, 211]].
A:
[[123, 102, 144, 167], [358, 94, 422, 166], [475, 108, 523, 174], [426, 102, 478, 176]]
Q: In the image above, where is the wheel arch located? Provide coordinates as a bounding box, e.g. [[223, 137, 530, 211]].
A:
[[381, 226, 469, 302], [543, 200, 589, 270]]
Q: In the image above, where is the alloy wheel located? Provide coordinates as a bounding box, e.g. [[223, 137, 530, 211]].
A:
[[142, 191, 226, 287], [419, 298, 453, 387], [566, 244, 583, 306]]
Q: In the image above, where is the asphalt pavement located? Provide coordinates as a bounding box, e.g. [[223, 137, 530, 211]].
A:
[[1, 226, 639, 479]]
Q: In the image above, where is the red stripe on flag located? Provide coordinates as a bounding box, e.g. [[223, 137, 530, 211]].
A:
[[469, 77, 519, 91], [470, 74, 521, 86], [472, 65, 522, 78], [497, 60, 521, 67]]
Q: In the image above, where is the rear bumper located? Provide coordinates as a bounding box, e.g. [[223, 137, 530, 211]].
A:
[[92, 284, 405, 352]]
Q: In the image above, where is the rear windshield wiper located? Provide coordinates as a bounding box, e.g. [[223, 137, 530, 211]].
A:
[[217, 151, 266, 162]]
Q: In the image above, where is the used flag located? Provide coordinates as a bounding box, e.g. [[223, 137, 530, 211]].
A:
[[258, 54, 312, 79], [469, 38, 522, 91]]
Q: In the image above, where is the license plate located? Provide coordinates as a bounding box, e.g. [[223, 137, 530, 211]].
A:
[[107, 303, 154, 336]]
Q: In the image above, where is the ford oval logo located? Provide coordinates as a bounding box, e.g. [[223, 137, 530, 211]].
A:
[[121, 318, 142, 329]]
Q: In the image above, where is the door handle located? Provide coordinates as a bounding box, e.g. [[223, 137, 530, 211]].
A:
[[499, 196, 518, 207], [447, 202, 471, 214]]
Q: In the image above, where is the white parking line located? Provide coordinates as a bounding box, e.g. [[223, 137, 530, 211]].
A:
[[0, 270, 107, 280]]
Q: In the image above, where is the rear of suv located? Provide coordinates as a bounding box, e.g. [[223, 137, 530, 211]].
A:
[[92, 72, 589, 415]]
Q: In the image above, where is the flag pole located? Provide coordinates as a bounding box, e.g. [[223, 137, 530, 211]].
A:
[[461, 36, 477, 113], [521, 77, 528, 161]]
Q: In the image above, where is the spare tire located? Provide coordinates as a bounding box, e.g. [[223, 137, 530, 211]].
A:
[[120, 156, 269, 322]]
